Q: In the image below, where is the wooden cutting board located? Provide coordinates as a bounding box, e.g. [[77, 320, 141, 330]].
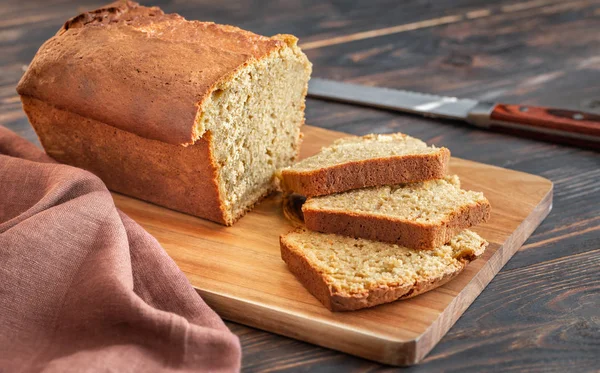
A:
[[113, 125, 553, 366]]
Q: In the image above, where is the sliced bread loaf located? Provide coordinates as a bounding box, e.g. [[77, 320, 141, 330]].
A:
[[302, 175, 491, 250], [17, 1, 312, 225], [280, 133, 450, 197], [280, 229, 488, 311]]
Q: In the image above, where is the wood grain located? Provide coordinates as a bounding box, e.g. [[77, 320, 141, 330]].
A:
[[112, 125, 553, 365], [299, 0, 570, 50], [2, 0, 599, 371]]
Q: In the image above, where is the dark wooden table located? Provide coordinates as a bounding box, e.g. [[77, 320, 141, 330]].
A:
[[2, 0, 600, 371]]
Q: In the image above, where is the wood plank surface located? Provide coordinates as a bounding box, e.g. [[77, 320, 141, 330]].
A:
[[2, 0, 599, 371], [112, 125, 553, 366]]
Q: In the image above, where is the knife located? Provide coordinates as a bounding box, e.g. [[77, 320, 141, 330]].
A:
[[308, 78, 600, 149]]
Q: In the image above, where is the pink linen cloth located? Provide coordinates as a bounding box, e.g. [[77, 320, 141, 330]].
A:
[[0, 125, 241, 372]]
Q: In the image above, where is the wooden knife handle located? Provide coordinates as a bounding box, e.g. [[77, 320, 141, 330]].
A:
[[489, 104, 600, 149]]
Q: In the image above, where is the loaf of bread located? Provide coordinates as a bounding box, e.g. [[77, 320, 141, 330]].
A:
[[280, 229, 488, 311], [17, 1, 312, 225], [302, 175, 491, 250], [280, 133, 450, 197]]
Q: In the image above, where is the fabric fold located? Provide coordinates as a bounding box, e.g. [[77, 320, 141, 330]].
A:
[[0, 125, 241, 372]]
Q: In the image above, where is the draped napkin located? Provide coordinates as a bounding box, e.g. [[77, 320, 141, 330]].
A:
[[0, 125, 241, 372]]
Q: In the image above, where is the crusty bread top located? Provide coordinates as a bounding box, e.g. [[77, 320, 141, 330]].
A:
[[287, 133, 445, 172], [303, 175, 489, 225], [16, 1, 292, 145], [281, 229, 487, 296]]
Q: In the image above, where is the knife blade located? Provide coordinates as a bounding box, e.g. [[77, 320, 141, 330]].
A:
[[308, 78, 600, 149]]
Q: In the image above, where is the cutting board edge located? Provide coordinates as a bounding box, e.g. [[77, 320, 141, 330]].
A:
[[412, 185, 553, 364], [194, 287, 421, 365]]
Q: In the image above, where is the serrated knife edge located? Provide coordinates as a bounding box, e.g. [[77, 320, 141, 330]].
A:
[[306, 78, 600, 149], [308, 78, 484, 122]]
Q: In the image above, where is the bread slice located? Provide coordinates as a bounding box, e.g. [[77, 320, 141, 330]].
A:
[[302, 175, 491, 250], [280, 133, 450, 197], [280, 229, 488, 311]]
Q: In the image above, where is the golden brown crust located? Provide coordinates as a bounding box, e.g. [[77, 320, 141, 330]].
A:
[[16, 1, 285, 146], [399, 267, 463, 300], [328, 283, 413, 312], [280, 234, 337, 310], [281, 148, 450, 197], [280, 231, 488, 311], [303, 197, 491, 250], [21, 96, 232, 224]]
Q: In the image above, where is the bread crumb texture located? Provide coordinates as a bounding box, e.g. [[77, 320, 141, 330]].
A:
[[197, 37, 311, 223], [304, 175, 487, 225], [288, 133, 441, 172], [282, 229, 487, 295]]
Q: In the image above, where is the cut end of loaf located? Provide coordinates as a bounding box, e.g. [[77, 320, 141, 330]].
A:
[[280, 229, 488, 311], [197, 38, 312, 225]]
